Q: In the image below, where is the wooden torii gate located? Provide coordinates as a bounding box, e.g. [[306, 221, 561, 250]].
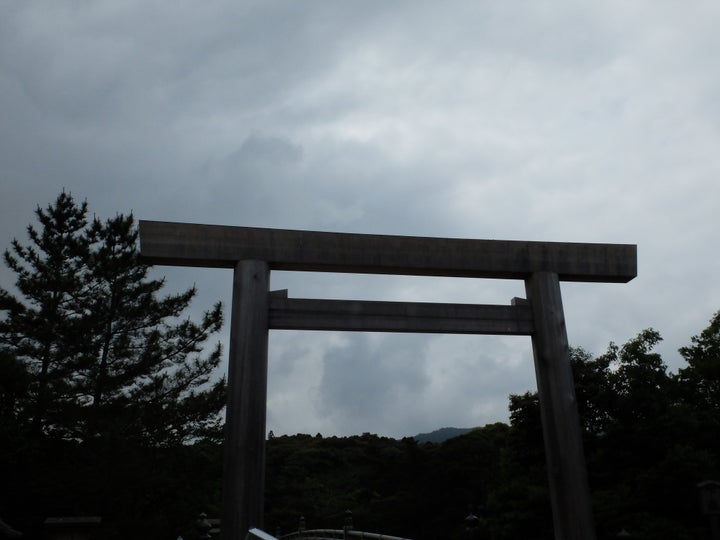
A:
[[138, 221, 637, 540]]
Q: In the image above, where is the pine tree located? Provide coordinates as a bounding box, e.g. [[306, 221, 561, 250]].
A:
[[0, 192, 90, 436], [0, 192, 226, 445]]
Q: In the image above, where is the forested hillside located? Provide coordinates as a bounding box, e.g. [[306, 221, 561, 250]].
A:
[[414, 426, 476, 443]]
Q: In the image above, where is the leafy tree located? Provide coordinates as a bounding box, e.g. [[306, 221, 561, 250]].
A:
[[677, 310, 720, 410], [673, 310, 720, 496], [507, 335, 687, 538], [602, 329, 669, 425]]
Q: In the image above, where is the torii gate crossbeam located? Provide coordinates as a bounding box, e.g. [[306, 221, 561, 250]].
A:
[[139, 220, 636, 540]]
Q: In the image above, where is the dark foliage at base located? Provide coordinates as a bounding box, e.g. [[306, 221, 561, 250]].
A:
[[3, 316, 720, 539]]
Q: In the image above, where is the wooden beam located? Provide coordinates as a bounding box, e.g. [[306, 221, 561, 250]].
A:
[[269, 297, 534, 335], [526, 271, 596, 540], [138, 221, 637, 283]]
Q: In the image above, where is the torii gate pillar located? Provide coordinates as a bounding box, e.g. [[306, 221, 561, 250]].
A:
[[222, 260, 270, 536], [526, 271, 595, 539]]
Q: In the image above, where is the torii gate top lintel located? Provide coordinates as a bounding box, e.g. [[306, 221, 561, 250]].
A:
[[138, 220, 636, 283]]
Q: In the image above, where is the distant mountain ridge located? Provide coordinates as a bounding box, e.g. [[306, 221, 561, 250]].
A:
[[413, 426, 477, 443]]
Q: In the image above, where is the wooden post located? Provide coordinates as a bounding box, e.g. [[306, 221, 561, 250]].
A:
[[525, 272, 596, 540], [221, 260, 270, 540]]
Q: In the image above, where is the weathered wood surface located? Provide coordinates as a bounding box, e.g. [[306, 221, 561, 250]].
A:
[[138, 221, 636, 283], [525, 271, 596, 540], [269, 296, 534, 335], [222, 260, 270, 540]]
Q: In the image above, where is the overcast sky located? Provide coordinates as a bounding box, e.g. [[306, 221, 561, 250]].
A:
[[2, 1, 719, 438]]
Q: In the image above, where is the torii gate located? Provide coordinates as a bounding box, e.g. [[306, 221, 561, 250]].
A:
[[138, 221, 636, 540]]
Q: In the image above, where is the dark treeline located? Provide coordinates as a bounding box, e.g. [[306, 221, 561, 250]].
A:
[[1, 193, 719, 539]]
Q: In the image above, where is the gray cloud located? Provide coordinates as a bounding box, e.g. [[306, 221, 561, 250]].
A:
[[2, 0, 719, 437], [317, 333, 431, 436]]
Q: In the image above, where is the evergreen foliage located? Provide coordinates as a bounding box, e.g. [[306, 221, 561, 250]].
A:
[[0, 192, 226, 537]]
